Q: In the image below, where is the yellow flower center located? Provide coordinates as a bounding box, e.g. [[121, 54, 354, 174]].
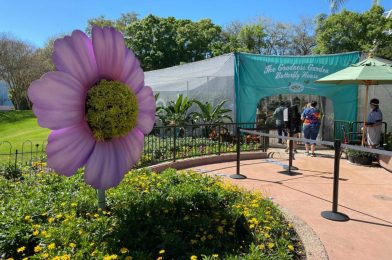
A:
[[86, 80, 138, 141]]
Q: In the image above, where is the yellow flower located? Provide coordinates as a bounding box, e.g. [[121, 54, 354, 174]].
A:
[[268, 243, 274, 249], [159, 249, 165, 254], [22, 258, 28, 260], [71, 202, 77, 207], [32, 230, 39, 236], [190, 256, 197, 260], [217, 226, 224, 234], [48, 217, 54, 223], [60, 255, 71, 260], [191, 239, 197, 244], [120, 247, 129, 254], [94, 213, 99, 218], [24, 215, 31, 221], [156, 257, 163, 260], [42, 253, 49, 258], [34, 245, 42, 252], [125, 257, 133, 260], [249, 224, 255, 229], [258, 244, 265, 250], [288, 244, 295, 251], [200, 236, 206, 242], [17, 246, 26, 253], [48, 243, 56, 250], [69, 242, 76, 248], [212, 254, 219, 258], [53, 257, 61, 260], [7, 258, 14, 260]]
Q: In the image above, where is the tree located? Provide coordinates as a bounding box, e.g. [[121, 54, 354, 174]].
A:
[[261, 19, 292, 55], [0, 35, 52, 109], [156, 94, 195, 126], [290, 17, 316, 55], [192, 100, 233, 124], [86, 12, 138, 35], [314, 6, 392, 59], [328, 0, 380, 13], [237, 23, 265, 54], [125, 15, 222, 70]]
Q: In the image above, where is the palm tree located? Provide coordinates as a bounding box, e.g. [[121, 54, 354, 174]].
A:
[[328, 0, 380, 13], [192, 100, 233, 124], [156, 94, 195, 126]]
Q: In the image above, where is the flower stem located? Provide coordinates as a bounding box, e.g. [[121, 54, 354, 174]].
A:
[[97, 189, 106, 211]]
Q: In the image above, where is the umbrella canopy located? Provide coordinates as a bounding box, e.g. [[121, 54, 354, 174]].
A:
[[316, 57, 392, 145], [315, 57, 392, 85]]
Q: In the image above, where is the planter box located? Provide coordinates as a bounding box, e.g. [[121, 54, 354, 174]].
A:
[[348, 155, 373, 165]]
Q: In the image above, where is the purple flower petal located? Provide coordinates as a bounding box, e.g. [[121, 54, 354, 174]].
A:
[[46, 123, 95, 177], [53, 30, 99, 87], [92, 26, 126, 80], [28, 71, 86, 130], [84, 128, 144, 189], [120, 49, 145, 94], [136, 86, 156, 134]]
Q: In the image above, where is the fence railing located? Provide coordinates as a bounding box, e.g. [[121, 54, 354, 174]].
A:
[[3, 120, 385, 171], [1, 123, 266, 170]]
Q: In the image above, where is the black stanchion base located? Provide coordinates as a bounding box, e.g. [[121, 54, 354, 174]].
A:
[[230, 174, 247, 179], [283, 165, 299, 171], [321, 211, 349, 222]]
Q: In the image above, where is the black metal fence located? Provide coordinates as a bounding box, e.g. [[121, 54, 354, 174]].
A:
[[2, 120, 386, 171], [1, 123, 266, 170]]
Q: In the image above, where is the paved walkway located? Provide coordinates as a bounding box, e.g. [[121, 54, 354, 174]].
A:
[[189, 150, 392, 260]]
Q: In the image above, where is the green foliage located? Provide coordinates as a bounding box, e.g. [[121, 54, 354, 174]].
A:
[[125, 15, 222, 71], [86, 80, 138, 141], [314, 6, 392, 59], [0, 168, 303, 259], [86, 12, 139, 36], [0, 163, 23, 180], [384, 132, 392, 151], [156, 94, 195, 126], [193, 100, 233, 124], [346, 148, 376, 158]]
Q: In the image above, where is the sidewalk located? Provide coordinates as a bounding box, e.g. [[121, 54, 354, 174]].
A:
[[189, 150, 392, 260]]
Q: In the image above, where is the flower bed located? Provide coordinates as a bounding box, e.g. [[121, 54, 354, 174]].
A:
[[0, 168, 304, 259]]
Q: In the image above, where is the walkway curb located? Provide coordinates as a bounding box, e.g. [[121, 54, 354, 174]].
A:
[[278, 205, 329, 260], [149, 151, 268, 172]]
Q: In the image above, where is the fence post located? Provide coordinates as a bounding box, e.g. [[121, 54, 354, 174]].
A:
[[218, 124, 221, 155], [321, 139, 349, 221], [230, 127, 247, 179], [173, 126, 177, 162], [14, 149, 18, 171]]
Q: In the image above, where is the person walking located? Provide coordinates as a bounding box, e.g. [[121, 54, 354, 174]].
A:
[[301, 101, 321, 157], [285, 105, 301, 153], [365, 98, 383, 148], [273, 101, 286, 144]]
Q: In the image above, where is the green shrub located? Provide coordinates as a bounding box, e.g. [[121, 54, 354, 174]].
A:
[[346, 149, 376, 158], [0, 168, 304, 259]]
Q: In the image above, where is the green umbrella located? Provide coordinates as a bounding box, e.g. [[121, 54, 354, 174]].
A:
[[316, 57, 392, 145]]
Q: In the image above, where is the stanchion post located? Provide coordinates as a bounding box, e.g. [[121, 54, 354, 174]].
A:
[[230, 127, 247, 179], [321, 139, 349, 221]]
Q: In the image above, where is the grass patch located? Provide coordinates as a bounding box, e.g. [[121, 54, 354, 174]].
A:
[[0, 111, 49, 150], [0, 168, 304, 259]]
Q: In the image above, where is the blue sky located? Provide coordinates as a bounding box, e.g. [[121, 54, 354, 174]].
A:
[[1, 0, 391, 47]]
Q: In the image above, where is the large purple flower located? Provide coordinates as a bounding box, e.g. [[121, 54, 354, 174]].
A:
[[28, 27, 155, 189]]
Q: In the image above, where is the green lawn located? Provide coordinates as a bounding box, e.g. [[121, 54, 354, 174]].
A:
[[0, 111, 49, 154]]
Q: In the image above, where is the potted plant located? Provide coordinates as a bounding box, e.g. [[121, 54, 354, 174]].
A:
[[346, 149, 376, 165]]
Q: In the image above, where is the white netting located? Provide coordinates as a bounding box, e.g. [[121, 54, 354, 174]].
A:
[[145, 53, 236, 119]]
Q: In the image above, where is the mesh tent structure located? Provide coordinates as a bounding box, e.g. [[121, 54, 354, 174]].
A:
[[145, 53, 236, 120]]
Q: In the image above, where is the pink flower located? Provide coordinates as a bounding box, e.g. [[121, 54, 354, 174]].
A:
[[28, 27, 155, 189]]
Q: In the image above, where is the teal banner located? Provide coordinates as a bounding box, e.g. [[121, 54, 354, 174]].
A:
[[235, 52, 361, 123]]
